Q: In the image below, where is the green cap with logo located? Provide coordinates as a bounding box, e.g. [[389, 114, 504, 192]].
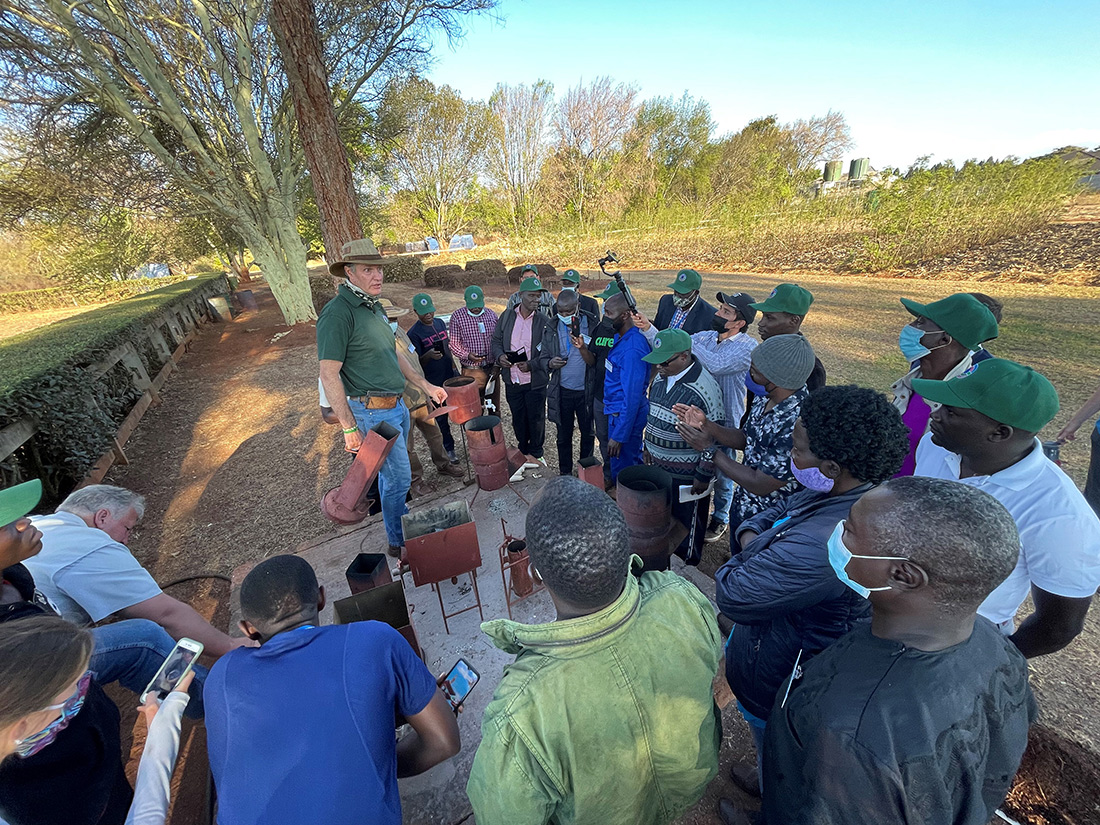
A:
[[911, 358, 1059, 433], [562, 269, 581, 285], [464, 285, 485, 310], [642, 328, 693, 364], [751, 283, 814, 316], [0, 478, 42, 527], [900, 294, 999, 351], [594, 281, 622, 301], [667, 269, 702, 294], [519, 275, 545, 293], [412, 293, 435, 315]]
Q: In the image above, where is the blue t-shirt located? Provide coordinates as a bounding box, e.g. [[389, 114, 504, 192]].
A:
[[407, 318, 457, 386], [204, 622, 437, 825]]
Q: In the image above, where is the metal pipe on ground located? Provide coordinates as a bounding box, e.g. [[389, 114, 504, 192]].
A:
[[321, 422, 401, 524], [616, 465, 674, 571]]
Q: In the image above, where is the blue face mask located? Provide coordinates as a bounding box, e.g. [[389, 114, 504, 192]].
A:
[[898, 324, 948, 362], [826, 521, 905, 599], [746, 372, 769, 396], [557, 314, 574, 326], [791, 458, 834, 492]]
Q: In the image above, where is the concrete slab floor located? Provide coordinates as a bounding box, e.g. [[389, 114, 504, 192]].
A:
[[228, 471, 724, 825]]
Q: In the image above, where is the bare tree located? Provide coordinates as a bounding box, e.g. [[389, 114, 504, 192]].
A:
[[0, 0, 494, 324], [785, 110, 855, 171], [552, 76, 639, 228], [486, 80, 554, 234], [388, 77, 491, 242]]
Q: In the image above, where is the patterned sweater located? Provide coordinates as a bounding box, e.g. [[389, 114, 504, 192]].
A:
[[644, 357, 725, 483]]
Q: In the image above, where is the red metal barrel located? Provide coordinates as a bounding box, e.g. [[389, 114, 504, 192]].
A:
[[443, 376, 482, 424], [465, 415, 509, 491], [616, 465, 673, 570], [506, 540, 535, 597]]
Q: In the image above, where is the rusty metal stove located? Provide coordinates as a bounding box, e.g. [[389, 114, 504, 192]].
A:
[[320, 422, 400, 524], [401, 501, 484, 633], [497, 519, 546, 619]]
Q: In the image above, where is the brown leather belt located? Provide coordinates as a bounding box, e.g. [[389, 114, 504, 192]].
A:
[[350, 395, 399, 409]]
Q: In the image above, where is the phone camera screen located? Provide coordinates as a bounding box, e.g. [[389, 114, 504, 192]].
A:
[[153, 648, 196, 698]]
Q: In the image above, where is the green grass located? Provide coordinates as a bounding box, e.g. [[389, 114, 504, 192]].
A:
[[618, 269, 1100, 486], [0, 275, 222, 396]]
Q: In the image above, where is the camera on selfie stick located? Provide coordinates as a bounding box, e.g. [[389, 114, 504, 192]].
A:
[[597, 250, 636, 314]]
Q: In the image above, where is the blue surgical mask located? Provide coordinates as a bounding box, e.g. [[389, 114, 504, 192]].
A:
[[898, 324, 948, 362], [389, 321, 399, 333], [560, 286, 576, 293], [746, 372, 768, 396], [826, 521, 905, 599], [790, 458, 834, 492], [557, 314, 573, 326]]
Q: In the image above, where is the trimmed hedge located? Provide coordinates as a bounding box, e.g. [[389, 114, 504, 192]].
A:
[[0, 276, 195, 314], [465, 258, 507, 279], [0, 274, 226, 495], [383, 255, 425, 283], [507, 263, 557, 284]]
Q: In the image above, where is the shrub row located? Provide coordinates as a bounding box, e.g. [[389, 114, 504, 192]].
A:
[[0, 275, 226, 499], [0, 275, 195, 314]]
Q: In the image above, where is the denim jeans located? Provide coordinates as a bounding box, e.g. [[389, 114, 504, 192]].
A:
[[348, 398, 412, 547], [711, 447, 736, 524], [90, 619, 208, 718]]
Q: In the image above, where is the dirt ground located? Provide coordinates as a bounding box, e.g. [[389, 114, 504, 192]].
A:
[[103, 266, 1100, 824]]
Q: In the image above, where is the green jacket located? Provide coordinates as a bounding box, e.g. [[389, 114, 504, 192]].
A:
[[467, 557, 722, 825]]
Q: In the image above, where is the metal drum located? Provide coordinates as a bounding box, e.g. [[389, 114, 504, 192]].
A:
[[616, 465, 674, 570], [443, 376, 482, 424], [465, 415, 509, 491]]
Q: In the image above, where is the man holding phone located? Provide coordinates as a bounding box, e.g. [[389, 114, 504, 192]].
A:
[[204, 555, 460, 825]]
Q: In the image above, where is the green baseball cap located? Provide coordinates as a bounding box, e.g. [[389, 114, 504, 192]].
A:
[[750, 283, 814, 316], [594, 281, 622, 301], [900, 294, 999, 351], [562, 269, 581, 284], [667, 269, 702, 294], [412, 293, 435, 315], [911, 358, 1059, 432], [519, 276, 546, 293], [0, 478, 42, 527], [521, 264, 540, 276], [464, 285, 485, 309], [642, 328, 693, 364]]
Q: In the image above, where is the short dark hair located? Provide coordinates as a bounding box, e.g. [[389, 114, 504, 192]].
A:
[[870, 477, 1019, 609], [240, 555, 320, 628], [800, 386, 910, 484], [556, 290, 579, 310], [967, 292, 1004, 323], [525, 476, 630, 609]]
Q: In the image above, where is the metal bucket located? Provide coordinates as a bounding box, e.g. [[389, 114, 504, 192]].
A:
[[466, 415, 509, 491], [576, 456, 605, 489], [443, 376, 482, 424], [616, 465, 673, 568], [345, 553, 392, 595]]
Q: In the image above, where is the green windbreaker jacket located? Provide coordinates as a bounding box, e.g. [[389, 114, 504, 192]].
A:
[[467, 557, 722, 825]]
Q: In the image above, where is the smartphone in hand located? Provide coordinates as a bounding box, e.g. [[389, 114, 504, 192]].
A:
[[440, 658, 480, 712], [141, 638, 203, 702]]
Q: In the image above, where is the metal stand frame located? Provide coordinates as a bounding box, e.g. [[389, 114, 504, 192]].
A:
[[497, 519, 545, 619], [429, 571, 484, 633]]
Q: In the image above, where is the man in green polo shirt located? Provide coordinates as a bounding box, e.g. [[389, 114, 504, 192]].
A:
[[317, 239, 449, 555]]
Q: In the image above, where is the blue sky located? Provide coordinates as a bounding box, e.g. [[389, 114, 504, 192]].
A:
[[428, 0, 1100, 170]]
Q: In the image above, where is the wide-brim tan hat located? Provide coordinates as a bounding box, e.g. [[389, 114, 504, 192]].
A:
[[377, 298, 408, 319], [328, 238, 383, 276]]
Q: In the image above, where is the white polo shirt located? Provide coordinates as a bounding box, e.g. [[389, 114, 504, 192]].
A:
[[914, 433, 1100, 629], [23, 511, 162, 626]]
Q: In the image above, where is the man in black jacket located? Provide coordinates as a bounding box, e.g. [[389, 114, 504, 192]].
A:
[[544, 290, 599, 475], [492, 274, 554, 464], [714, 387, 909, 800], [653, 269, 717, 334]]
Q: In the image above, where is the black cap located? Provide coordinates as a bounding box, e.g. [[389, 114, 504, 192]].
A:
[[716, 292, 757, 324]]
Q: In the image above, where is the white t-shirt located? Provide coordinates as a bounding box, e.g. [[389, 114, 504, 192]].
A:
[[23, 512, 162, 625], [914, 434, 1100, 628]]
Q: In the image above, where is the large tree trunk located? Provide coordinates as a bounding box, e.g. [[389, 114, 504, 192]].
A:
[[240, 219, 317, 324], [270, 0, 362, 261]]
